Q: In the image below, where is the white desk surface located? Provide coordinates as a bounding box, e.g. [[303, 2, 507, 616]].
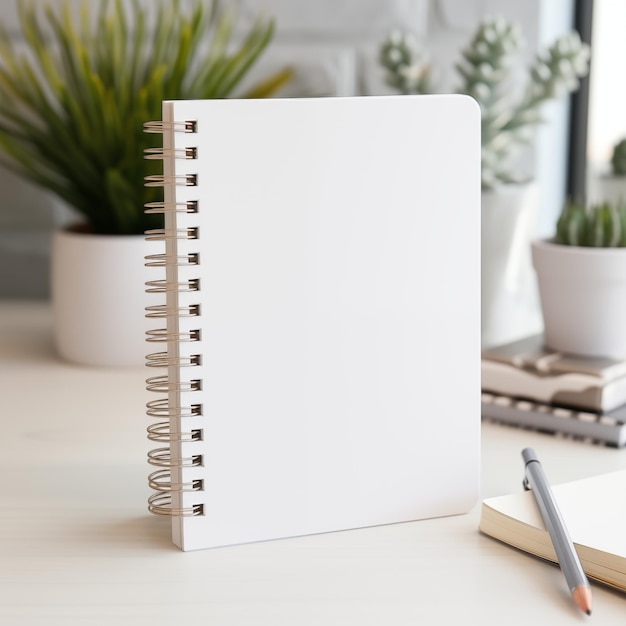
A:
[[2, 300, 626, 625]]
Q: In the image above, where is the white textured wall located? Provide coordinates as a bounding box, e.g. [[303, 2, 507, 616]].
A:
[[0, 0, 573, 296]]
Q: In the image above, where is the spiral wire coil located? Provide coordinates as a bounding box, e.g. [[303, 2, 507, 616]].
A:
[[144, 119, 204, 518]]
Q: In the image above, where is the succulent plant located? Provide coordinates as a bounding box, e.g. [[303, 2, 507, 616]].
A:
[[556, 201, 626, 247], [0, 0, 291, 235], [611, 138, 626, 176], [379, 16, 591, 189], [379, 31, 430, 95]]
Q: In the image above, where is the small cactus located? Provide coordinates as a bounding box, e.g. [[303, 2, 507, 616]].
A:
[[611, 138, 626, 176], [556, 201, 626, 247]]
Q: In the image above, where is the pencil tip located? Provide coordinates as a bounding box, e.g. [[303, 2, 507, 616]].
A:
[[572, 585, 593, 615]]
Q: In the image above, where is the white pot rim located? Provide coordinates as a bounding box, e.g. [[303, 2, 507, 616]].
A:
[[532, 237, 626, 258]]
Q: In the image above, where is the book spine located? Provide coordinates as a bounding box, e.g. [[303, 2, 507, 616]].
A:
[[481, 360, 612, 412], [143, 117, 205, 518], [482, 392, 626, 447]]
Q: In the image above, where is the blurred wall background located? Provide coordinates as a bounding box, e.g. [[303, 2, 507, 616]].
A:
[[0, 0, 575, 297]]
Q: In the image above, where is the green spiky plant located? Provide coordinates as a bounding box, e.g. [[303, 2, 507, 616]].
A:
[[380, 17, 591, 189], [0, 0, 291, 235], [555, 201, 626, 247], [611, 138, 626, 176]]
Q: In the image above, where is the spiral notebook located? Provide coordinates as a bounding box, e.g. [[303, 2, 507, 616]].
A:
[[144, 95, 481, 551]]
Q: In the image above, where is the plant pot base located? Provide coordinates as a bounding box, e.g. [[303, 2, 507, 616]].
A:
[[52, 228, 160, 367], [532, 239, 626, 360]]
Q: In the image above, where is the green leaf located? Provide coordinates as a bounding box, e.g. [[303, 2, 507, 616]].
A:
[[242, 66, 294, 99], [0, 0, 289, 234]]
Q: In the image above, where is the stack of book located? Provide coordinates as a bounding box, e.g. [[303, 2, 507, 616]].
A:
[[481, 335, 626, 447]]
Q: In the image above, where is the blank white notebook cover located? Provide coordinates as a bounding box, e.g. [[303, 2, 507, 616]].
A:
[[147, 95, 480, 551]]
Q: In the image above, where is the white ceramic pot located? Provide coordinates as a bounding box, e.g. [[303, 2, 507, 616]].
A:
[[51, 226, 160, 367], [532, 239, 626, 359], [481, 182, 542, 348]]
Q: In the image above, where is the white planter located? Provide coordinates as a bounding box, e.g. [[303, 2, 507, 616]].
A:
[[51, 227, 160, 367], [481, 182, 542, 348], [532, 239, 626, 359]]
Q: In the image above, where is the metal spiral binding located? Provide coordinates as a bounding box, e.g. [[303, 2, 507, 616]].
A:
[[145, 328, 201, 343], [145, 278, 200, 294], [147, 446, 203, 468], [144, 120, 197, 134], [146, 398, 202, 418], [145, 227, 199, 241], [145, 351, 201, 368], [144, 252, 199, 268], [144, 147, 198, 160], [145, 375, 202, 394], [144, 173, 198, 187], [144, 200, 198, 215], [145, 303, 200, 319], [144, 118, 204, 518]]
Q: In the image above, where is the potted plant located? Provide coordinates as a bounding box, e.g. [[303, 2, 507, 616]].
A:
[[379, 17, 590, 348], [532, 201, 626, 359], [0, 0, 291, 366]]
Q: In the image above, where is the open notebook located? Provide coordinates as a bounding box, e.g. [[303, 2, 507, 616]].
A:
[[144, 95, 481, 551], [480, 470, 626, 591]]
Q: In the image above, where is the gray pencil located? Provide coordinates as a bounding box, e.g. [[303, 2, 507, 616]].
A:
[[522, 447, 593, 615]]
